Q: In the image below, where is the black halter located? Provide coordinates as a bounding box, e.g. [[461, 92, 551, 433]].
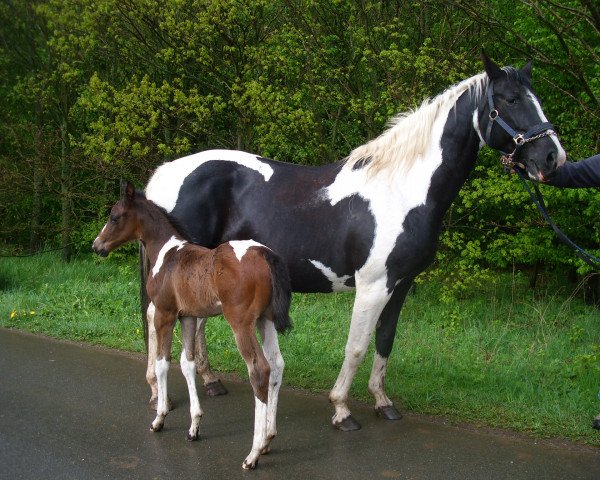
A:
[[484, 81, 557, 171]]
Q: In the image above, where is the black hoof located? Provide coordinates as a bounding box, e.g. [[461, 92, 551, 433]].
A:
[[334, 415, 362, 431], [149, 396, 174, 411], [592, 417, 600, 430], [205, 380, 228, 397], [375, 405, 403, 420]]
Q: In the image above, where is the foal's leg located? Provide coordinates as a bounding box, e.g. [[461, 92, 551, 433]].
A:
[[194, 317, 228, 396], [228, 319, 271, 470], [257, 316, 285, 454], [150, 309, 175, 433], [180, 316, 203, 441], [369, 278, 413, 420], [145, 302, 159, 407], [329, 279, 391, 431]]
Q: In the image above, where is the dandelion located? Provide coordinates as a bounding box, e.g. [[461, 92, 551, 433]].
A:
[[30, 310, 36, 315], [10, 310, 17, 319], [135, 328, 141, 335]]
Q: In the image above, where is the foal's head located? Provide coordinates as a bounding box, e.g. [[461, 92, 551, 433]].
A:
[[93, 181, 141, 257]]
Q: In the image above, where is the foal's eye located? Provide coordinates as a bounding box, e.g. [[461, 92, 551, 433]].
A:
[[507, 97, 518, 105], [110, 214, 119, 224]]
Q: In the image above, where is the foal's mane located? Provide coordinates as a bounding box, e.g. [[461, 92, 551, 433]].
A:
[[135, 190, 195, 241], [345, 72, 489, 176]]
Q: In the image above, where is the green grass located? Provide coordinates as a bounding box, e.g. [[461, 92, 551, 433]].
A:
[[1, 253, 599, 445]]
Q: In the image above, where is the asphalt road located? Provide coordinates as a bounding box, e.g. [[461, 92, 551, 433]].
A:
[[1, 328, 599, 480]]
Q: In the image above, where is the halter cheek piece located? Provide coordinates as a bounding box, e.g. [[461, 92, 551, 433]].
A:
[[484, 81, 557, 171]]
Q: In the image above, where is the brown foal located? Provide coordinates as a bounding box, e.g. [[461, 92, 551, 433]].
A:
[[93, 182, 291, 469]]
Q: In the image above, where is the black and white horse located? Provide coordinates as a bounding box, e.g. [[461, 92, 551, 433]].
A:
[[143, 54, 565, 430]]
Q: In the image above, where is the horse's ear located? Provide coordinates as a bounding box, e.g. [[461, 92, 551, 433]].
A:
[[481, 50, 503, 80], [521, 60, 532, 80]]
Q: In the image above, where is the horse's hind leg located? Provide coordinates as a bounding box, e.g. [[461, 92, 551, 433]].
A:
[[257, 316, 285, 454], [369, 279, 413, 421], [181, 316, 203, 441], [150, 309, 175, 433], [228, 318, 271, 469], [194, 317, 228, 396], [145, 302, 159, 407]]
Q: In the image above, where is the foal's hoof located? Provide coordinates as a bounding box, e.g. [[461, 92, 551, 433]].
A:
[[242, 459, 258, 470], [592, 416, 600, 430], [186, 432, 199, 442], [375, 405, 403, 421], [204, 380, 228, 397], [149, 395, 174, 411], [333, 415, 362, 431], [150, 422, 163, 433]]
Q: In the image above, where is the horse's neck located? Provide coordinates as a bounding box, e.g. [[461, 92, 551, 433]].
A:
[[423, 93, 482, 214]]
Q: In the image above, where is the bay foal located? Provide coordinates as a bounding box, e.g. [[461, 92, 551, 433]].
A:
[[93, 182, 292, 469]]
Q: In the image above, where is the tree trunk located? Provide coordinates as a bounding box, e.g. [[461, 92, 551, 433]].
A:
[[60, 117, 71, 262], [29, 103, 44, 252]]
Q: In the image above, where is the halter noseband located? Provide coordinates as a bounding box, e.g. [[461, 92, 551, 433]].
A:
[[484, 81, 557, 171]]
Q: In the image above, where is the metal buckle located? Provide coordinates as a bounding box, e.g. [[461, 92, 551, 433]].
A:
[[514, 134, 525, 145], [489, 109, 498, 120]]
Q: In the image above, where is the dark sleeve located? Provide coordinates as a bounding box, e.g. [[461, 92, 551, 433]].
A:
[[544, 154, 600, 188]]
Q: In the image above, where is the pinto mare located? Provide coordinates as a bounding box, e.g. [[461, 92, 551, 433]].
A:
[[144, 54, 566, 431], [92, 182, 292, 469]]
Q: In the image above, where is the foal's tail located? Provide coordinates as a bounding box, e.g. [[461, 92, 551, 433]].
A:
[[139, 242, 151, 350], [259, 247, 293, 334]]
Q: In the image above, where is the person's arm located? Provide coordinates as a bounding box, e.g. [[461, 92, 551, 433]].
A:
[[544, 154, 600, 188]]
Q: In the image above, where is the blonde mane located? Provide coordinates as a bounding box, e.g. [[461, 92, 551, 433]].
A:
[[345, 73, 488, 176]]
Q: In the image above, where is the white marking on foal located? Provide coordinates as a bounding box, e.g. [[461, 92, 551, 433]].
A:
[[146, 150, 274, 212], [243, 397, 268, 469], [230, 240, 264, 262], [180, 348, 203, 440], [152, 235, 187, 277], [259, 319, 284, 451], [309, 259, 353, 292], [151, 358, 170, 431]]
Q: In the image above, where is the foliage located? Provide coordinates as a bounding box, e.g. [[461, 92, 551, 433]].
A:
[[0, 0, 598, 281]]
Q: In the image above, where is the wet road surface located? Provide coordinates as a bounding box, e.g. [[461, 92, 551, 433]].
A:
[[1, 328, 599, 480]]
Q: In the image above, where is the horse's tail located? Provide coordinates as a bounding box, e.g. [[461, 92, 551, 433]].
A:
[[259, 247, 292, 334], [139, 242, 151, 350]]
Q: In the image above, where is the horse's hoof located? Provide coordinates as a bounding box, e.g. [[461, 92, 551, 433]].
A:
[[375, 405, 403, 420], [205, 380, 228, 396], [592, 417, 600, 430], [333, 415, 362, 431], [149, 396, 174, 411], [186, 432, 199, 441]]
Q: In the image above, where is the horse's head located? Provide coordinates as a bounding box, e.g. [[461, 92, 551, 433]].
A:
[[478, 53, 566, 181], [92, 181, 140, 257]]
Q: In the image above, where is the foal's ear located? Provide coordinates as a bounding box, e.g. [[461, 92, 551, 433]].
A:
[[481, 51, 503, 81], [521, 60, 533, 80], [123, 180, 136, 203]]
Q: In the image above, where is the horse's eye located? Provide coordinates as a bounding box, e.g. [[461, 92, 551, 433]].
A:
[[507, 98, 518, 105], [110, 214, 119, 224]]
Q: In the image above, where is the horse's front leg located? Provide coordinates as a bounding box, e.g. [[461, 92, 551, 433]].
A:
[[180, 316, 203, 441], [150, 309, 175, 433], [257, 316, 285, 454], [369, 278, 413, 420], [145, 302, 159, 407], [329, 280, 391, 431], [194, 317, 228, 396]]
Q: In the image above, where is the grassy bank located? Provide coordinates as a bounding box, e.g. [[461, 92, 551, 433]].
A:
[[1, 253, 599, 445]]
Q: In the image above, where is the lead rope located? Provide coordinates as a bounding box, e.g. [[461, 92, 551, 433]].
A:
[[515, 170, 600, 269]]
